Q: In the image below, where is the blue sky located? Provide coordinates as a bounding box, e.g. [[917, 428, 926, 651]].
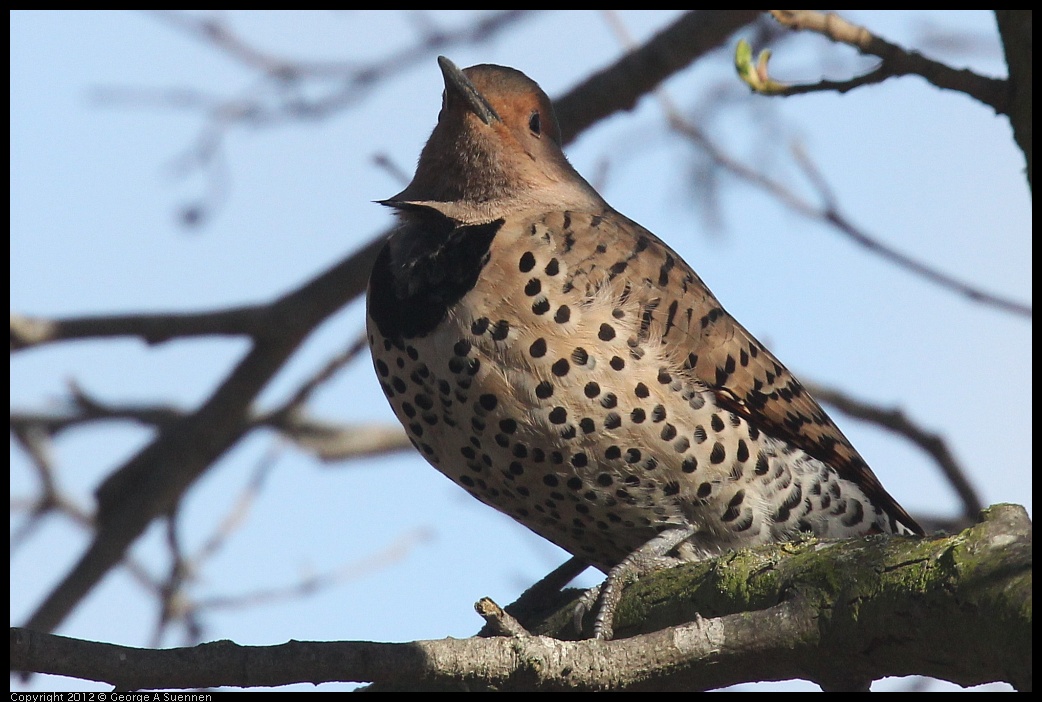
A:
[[11, 11, 1029, 692]]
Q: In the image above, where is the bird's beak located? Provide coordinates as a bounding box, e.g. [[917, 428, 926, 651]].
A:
[[438, 56, 501, 126]]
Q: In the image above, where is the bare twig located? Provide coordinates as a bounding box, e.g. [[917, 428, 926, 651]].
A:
[[508, 556, 591, 615], [195, 527, 434, 612], [475, 597, 531, 638], [143, 448, 430, 647], [152, 446, 415, 647], [108, 11, 542, 120], [792, 145, 1032, 319], [754, 63, 894, 97], [765, 10, 1008, 113], [154, 512, 195, 648], [11, 306, 271, 352], [91, 11, 542, 225], [150, 10, 538, 82], [266, 332, 368, 418], [664, 98, 1031, 319], [148, 10, 351, 78], [10, 385, 412, 462], [267, 418, 413, 462], [9, 423, 91, 549], [11, 389, 182, 437], [371, 152, 413, 187], [194, 448, 281, 567], [8, 427, 168, 630]]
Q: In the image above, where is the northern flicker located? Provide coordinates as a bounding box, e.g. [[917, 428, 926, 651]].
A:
[[366, 57, 922, 640]]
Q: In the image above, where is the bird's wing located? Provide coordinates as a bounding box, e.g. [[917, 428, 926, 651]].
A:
[[550, 208, 922, 535]]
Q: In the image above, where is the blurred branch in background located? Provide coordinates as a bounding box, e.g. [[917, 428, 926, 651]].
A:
[[803, 380, 984, 532], [92, 11, 543, 227]]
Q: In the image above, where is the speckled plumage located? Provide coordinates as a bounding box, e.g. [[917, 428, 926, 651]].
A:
[[367, 58, 921, 639]]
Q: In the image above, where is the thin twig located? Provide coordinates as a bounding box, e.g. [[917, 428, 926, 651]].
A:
[[91, 11, 542, 224], [510, 556, 590, 613], [475, 598, 532, 638], [792, 145, 1032, 318], [11, 306, 271, 352], [767, 10, 1008, 113], [195, 447, 281, 566], [9, 424, 88, 549], [266, 418, 413, 462], [667, 95, 1030, 319], [10, 384, 412, 462], [195, 528, 434, 612], [758, 64, 894, 96], [154, 512, 193, 648], [149, 10, 539, 82], [267, 332, 369, 419]]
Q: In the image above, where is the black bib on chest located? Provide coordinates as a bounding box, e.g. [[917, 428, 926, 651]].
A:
[[368, 213, 504, 341]]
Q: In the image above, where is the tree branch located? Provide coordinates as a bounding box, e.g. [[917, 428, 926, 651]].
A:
[[19, 233, 385, 636], [10, 386, 413, 463], [664, 109, 1031, 319], [90, 11, 543, 226], [761, 10, 1009, 112], [994, 10, 1032, 189], [11, 505, 1031, 691], [10, 306, 270, 351], [555, 11, 761, 144]]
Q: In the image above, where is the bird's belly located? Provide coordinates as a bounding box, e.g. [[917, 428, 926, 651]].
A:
[[368, 295, 884, 572], [366, 215, 893, 570], [369, 318, 683, 569]]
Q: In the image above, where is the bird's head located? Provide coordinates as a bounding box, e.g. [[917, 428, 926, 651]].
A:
[[384, 57, 603, 222]]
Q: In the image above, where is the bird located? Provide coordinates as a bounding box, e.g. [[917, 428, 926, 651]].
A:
[[366, 56, 922, 640]]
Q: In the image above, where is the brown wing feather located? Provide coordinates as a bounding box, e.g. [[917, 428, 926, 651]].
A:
[[556, 208, 923, 535]]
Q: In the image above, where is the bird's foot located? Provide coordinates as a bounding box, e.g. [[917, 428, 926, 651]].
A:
[[572, 526, 696, 640]]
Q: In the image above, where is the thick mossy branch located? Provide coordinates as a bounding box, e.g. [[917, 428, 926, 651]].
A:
[[528, 504, 1031, 690], [10, 505, 1030, 691]]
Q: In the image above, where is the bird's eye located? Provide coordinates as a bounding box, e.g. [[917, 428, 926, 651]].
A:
[[529, 111, 541, 136]]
